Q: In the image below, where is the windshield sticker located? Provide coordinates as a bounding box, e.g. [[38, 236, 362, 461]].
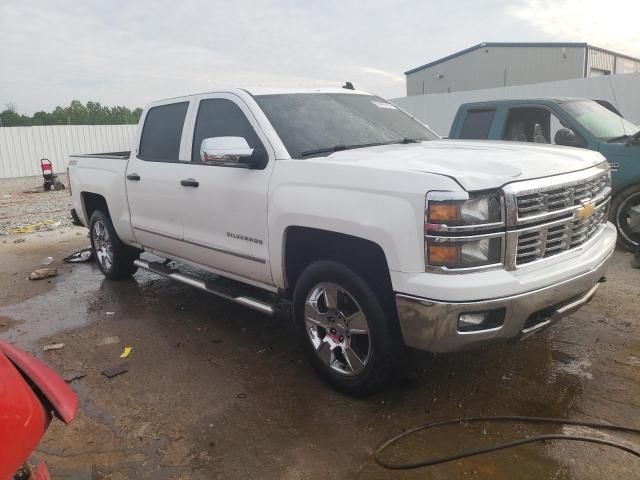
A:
[[371, 100, 397, 110]]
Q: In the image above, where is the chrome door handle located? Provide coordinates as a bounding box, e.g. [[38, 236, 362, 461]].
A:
[[180, 178, 199, 187]]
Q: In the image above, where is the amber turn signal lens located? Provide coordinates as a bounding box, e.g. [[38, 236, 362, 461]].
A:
[[428, 203, 461, 222], [428, 244, 461, 266]]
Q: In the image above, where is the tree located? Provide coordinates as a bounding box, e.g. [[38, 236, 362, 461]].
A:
[[0, 100, 143, 127]]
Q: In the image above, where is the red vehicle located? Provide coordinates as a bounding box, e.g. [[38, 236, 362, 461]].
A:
[[0, 340, 78, 480]]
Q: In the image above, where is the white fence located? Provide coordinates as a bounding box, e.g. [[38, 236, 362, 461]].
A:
[[393, 73, 640, 136], [0, 124, 136, 179]]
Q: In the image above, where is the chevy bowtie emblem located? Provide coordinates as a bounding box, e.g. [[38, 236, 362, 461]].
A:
[[576, 201, 595, 220]]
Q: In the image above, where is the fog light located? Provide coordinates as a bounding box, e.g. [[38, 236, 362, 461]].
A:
[[458, 309, 505, 332]]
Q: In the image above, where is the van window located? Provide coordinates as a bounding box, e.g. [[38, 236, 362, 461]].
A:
[[459, 109, 495, 139], [139, 102, 189, 161], [192, 99, 264, 163]]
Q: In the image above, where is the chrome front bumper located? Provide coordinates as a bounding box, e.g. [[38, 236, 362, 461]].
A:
[[395, 249, 613, 353]]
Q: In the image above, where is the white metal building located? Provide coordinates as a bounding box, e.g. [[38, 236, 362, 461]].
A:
[[405, 42, 640, 96]]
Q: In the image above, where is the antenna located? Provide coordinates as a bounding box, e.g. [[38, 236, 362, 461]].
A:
[[342, 81, 355, 90], [607, 75, 626, 134]]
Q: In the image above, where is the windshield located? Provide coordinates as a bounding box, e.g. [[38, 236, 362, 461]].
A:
[[254, 93, 439, 158], [561, 100, 640, 140]]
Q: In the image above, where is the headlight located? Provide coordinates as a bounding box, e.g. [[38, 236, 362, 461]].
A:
[[426, 191, 503, 230], [426, 235, 503, 269], [425, 191, 505, 272]]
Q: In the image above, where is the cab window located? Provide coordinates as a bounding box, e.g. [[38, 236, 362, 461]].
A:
[[139, 102, 189, 161], [192, 99, 264, 163], [503, 107, 567, 145], [459, 108, 495, 139]]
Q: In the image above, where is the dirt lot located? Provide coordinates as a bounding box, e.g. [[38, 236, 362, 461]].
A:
[[0, 175, 74, 236], [1, 225, 639, 479]]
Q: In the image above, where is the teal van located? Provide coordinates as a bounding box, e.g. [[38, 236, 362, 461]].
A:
[[449, 98, 640, 250]]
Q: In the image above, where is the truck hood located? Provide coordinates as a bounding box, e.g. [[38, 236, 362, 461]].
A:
[[319, 140, 606, 191]]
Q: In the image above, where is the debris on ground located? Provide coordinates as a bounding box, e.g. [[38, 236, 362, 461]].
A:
[[98, 336, 121, 346], [63, 247, 93, 263], [135, 422, 151, 440], [64, 370, 87, 383], [106, 312, 115, 315], [42, 256, 54, 265], [102, 365, 128, 379], [10, 220, 56, 235], [28, 267, 58, 280], [120, 347, 132, 358], [43, 343, 65, 351], [13, 238, 25, 244]]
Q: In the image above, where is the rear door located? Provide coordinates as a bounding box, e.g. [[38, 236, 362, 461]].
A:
[[179, 93, 275, 286], [126, 99, 194, 258]]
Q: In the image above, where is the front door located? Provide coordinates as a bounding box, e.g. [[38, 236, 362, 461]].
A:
[[180, 94, 275, 286]]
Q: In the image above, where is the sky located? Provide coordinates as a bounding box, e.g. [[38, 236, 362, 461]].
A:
[[1, 0, 638, 114]]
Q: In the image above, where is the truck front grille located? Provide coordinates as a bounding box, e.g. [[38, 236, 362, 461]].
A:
[[503, 164, 612, 269], [516, 201, 609, 265], [516, 170, 610, 220]]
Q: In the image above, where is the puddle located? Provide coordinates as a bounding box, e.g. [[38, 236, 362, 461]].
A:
[[551, 357, 594, 381], [0, 264, 105, 349]]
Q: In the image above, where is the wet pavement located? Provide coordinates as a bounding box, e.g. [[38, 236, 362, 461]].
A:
[[1, 228, 639, 479]]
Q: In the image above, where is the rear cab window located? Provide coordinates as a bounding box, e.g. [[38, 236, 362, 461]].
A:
[[459, 108, 496, 139], [139, 102, 189, 161]]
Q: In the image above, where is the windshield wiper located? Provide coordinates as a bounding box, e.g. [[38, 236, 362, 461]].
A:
[[625, 131, 640, 145], [607, 134, 630, 143], [300, 138, 422, 157]]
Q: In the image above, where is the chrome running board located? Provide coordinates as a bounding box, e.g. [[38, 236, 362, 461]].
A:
[[134, 259, 279, 316]]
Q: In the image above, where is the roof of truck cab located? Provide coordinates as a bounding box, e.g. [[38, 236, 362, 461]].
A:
[[460, 97, 587, 107], [153, 87, 373, 104]]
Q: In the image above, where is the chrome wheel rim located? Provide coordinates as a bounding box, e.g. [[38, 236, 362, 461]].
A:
[[304, 282, 371, 376], [617, 192, 640, 248], [92, 221, 114, 271]]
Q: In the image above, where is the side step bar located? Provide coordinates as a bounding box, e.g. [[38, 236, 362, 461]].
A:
[[134, 259, 277, 316]]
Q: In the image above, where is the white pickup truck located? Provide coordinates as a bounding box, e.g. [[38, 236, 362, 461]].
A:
[[68, 87, 616, 395]]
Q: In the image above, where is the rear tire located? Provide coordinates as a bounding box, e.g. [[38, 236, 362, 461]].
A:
[[610, 184, 640, 251], [293, 260, 399, 396], [89, 211, 139, 280]]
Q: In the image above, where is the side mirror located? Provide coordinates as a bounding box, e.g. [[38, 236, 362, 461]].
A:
[[554, 128, 586, 148], [200, 137, 268, 169]]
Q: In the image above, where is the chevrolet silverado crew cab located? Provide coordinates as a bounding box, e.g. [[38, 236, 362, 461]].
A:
[[68, 88, 616, 395], [449, 98, 640, 251]]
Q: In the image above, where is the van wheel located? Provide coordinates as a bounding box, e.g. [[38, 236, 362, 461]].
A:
[[89, 211, 139, 280], [610, 184, 640, 251], [293, 260, 398, 396]]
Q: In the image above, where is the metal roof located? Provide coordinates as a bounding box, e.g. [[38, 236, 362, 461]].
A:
[[405, 42, 640, 75]]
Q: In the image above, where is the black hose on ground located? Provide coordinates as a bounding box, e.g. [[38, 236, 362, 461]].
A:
[[374, 416, 640, 471]]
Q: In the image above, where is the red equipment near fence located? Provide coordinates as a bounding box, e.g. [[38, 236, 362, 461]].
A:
[[39, 159, 65, 192]]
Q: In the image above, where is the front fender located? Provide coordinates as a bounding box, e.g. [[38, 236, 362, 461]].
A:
[[268, 161, 462, 288]]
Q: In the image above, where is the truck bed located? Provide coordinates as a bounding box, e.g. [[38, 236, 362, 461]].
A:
[[70, 151, 130, 160]]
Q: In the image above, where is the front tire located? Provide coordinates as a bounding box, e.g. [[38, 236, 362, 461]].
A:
[[89, 211, 139, 280], [293, 260, 399, 396], [610, 184, 640, 251]]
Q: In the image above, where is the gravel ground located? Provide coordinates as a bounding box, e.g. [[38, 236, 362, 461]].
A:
[[0, 175, 74, 236]]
